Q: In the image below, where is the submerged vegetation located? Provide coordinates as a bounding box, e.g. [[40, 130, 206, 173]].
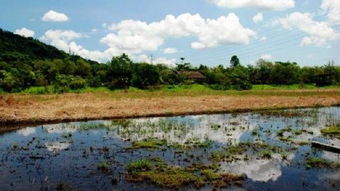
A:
[[130, 139, 167, 149], [97, 161, 110, 173], [129, 138, 213, 150], [258, 109, 317, 118], [126, 158, 244, 188], [321, 124, 340, 138], [210, 142, 283, 162], [305, 157, 340, 169]]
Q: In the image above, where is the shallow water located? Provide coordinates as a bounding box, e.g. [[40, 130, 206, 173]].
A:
[[0, 107, 339, 190]]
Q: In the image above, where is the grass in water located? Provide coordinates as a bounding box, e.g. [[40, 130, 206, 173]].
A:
[[130, 139, 167, 149], [305, 157, 340, 169], [210, 142, 283, 162], [321, 124, 340, 138], [125, 158, 245, 189], [97, 161, 110, 173]]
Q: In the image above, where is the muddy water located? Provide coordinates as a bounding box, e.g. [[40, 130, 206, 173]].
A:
[[0, 107, 339, 190]]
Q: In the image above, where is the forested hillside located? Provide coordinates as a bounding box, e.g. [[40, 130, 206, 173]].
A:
[[0, 29, 68, 60], [0, 28, 339, 93]]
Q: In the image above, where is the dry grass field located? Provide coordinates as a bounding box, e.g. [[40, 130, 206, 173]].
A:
[[1, 88, 339, 132]]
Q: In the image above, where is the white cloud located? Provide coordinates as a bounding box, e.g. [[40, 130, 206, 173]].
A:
[[260, 54, 272, 60], [132, 54, 177, 67], [164, 48, 178, 54], [45, 142, 70, 152], [209, 0, 295, 11], [274, 12, 340, 46], [260, 36, 267, 41], [102, 13, 255, 52], [191, 42, 206, 49], [17, 127, 36, 136], [40, 29, 177, 64], [40, 30, 117, 62], [68, 42, 111, 62], [321, 0, 340, 25], [42, 10, 69, 22], [14, 27, 35, 37], [190, 13, 256, 49], [253, 13, 263, 23], [300, 36, 313, 46], [40, 13, 255, 63], [41, 30, 82, 51], [41, 29, 114, 62], [154, 57, 177, 67]]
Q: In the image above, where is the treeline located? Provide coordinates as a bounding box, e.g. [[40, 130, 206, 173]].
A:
[[0, 53, 339, 93], [0, 28, 339, 92]]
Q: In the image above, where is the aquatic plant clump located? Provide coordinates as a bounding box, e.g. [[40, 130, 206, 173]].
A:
[[97, 161, 110, 173], [129, 137, 214, 150], [125, 158, 245, 188], [130, 139, 167, 149], [127, 159, 153, 173], [305, 157, 340, 169], [209, 142, 284, 162], [321, 124, 340, 139]]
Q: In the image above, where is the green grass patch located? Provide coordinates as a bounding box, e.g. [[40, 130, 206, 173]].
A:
[[70, 87, 111, 93], [22, 86, 54, 94], [138, 169, 204, 188], [210, 142, 283, 162], [210, 143, 249, 162], [15, 84, 340, 97], [305, 157, 340, 169], [252, 84, 318, 90], [130, 139, 167, 149], [259, 110, 314, 118], [210, 124, 222, 130], [127, 159, 153, 173], [321, 124, 340, 138], [97, 161, 110, 172], [78, 122, 112, 131], [126, 158, 244, 189], [201, 169, 222, 180]]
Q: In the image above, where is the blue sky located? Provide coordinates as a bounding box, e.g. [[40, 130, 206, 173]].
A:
[[1, 0, 339, 67]]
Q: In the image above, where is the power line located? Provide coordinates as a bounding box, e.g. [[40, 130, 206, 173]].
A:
[[187, 32, 306, 65]]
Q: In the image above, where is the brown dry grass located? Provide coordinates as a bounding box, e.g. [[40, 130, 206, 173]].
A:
[[0, 89, 339, 131]]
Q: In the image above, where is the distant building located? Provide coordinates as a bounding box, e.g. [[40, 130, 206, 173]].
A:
[[177, 71, 206, 83]]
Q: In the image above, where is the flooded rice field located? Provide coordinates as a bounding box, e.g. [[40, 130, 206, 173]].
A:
[[0, 107, 339, 191]]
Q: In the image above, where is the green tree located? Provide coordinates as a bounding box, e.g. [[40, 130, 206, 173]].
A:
[[227, 56, 251, 90], [132, 63, 160, 89], [228, 66, 252, 90], [230, 55, 240, 67], [252, 59, 274, 84], [75, 59, 91, 77], [107, 54, 133, 89], [176, 63, 192, 71], [0, 70, 20, 92], [315, 62, 340, 86], [271, 62, 300, 84]]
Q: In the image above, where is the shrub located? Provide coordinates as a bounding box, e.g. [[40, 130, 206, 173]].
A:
[[53, 74, 87, 93], [69, 76, 87, 89]]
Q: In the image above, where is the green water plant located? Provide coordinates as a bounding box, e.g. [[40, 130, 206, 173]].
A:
[[125, 158, 245, 189], [321, 124, 340, 138], [305, 157, 340, 169]]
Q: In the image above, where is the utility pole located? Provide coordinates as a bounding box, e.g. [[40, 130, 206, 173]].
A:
[[150, 54, 154, 65], [180, 57, 185, 65]]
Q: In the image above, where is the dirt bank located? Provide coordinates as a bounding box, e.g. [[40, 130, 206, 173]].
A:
[[1, 89, 339, 131]]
